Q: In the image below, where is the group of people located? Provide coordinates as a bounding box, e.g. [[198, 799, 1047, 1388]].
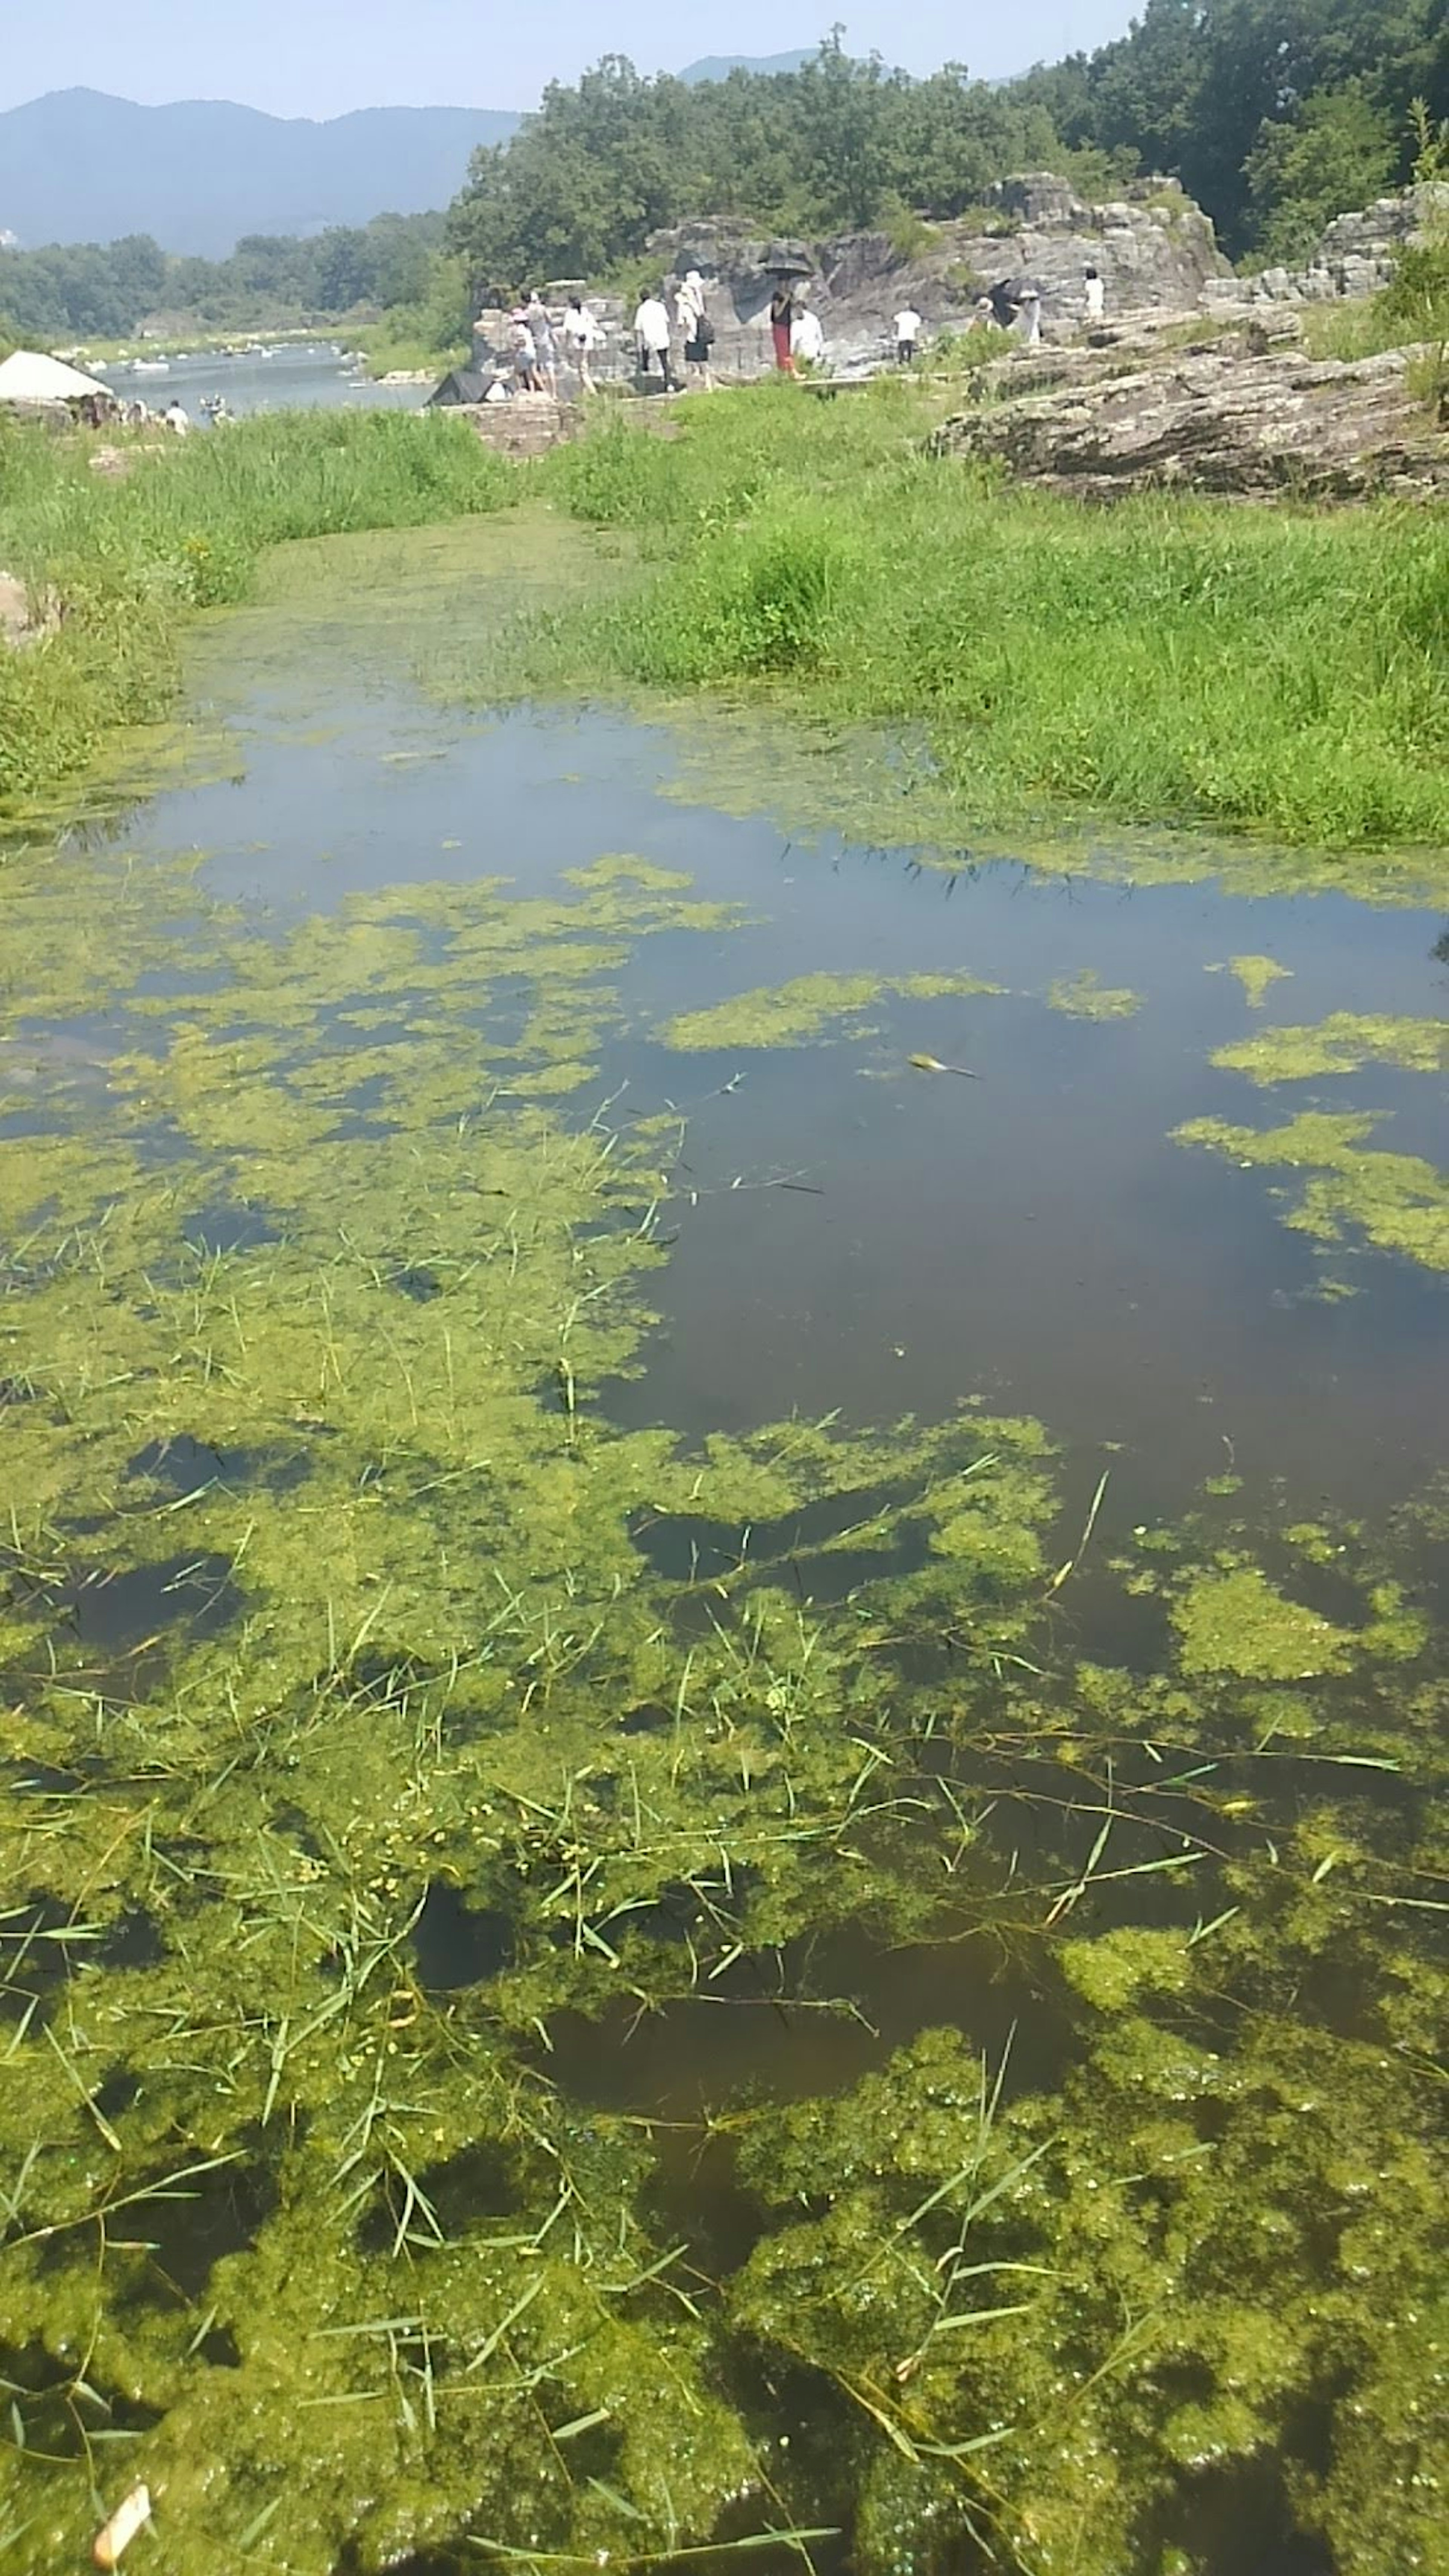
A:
[[502, 257, 1109, 403], [633, 270, 718, 391]]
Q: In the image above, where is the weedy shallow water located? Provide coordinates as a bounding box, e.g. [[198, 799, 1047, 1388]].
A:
[[2, 520, 1447, 2576]]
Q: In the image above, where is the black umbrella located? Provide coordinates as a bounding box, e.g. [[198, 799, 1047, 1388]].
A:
[[988, 275, 1042, 328], [763, 237, 813, 278]]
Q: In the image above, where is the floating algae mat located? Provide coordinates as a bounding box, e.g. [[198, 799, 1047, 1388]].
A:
[[3, 524, 1449, 2576]]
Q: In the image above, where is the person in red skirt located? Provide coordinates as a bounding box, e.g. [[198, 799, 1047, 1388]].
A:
[[769, 281, 798, 374]]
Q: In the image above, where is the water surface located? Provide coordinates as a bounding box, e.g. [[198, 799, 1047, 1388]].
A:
[[3, 517, 1446, 2576]]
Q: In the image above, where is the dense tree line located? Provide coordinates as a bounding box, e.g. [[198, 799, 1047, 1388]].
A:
[[0, 210, 444, 343], [446, 12, 1449, 293], [445, 38, 1065, 289], [1015, 0, 1449, 257]]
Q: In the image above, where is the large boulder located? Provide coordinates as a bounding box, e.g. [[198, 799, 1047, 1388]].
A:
[[932, 340, 1448, 501]]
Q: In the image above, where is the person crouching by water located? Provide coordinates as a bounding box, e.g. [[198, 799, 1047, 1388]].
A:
[[769, 281, 798, 374], [893, 303, 924, 366], [634, 289, 677, 391], [676, 270, 715, 388], [791, 295, 825, 370]]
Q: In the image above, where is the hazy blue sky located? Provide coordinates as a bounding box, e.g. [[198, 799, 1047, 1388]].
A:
[[3, 2, 1137, 118]]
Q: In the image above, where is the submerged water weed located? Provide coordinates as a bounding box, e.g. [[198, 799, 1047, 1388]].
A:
[[1178, 1109, 1449, 1273], [661, 970, 999, 1052], [1223, 952, 1293, 1008], [1212, 1009, 1449, 1083], [6, 548, 1449, 2575], [1043, 969, 1141, 1020]]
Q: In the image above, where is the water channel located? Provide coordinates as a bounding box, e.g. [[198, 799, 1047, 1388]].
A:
[[1, 516, 1445, 2576]]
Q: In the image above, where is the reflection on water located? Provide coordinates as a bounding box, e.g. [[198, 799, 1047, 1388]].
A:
[[123, 667, 1449, 1536]]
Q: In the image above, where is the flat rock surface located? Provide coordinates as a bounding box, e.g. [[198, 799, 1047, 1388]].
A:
[[932, 341, 1449, 500]]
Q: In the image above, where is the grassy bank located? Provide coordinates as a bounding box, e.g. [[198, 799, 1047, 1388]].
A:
[[530, 380, 1449, 849], [0, 409, 511, 810]]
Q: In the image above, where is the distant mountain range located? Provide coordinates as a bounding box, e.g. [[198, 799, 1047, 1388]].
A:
[[0, 89, 521, 258], [678, 52, 817, 83], [0, 58, 824, 259]]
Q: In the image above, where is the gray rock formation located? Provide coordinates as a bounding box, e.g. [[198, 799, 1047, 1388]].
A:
[[932, 340, 1447, 501], [1206, 182, 1449, 309], [644, 174, 1229, 377]]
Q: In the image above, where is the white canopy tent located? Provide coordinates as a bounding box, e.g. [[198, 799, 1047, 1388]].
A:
[[0, 349, 111, 403]]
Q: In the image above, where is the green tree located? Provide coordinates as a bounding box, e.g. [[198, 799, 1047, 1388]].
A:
[[1246, 82, 1398, 261]]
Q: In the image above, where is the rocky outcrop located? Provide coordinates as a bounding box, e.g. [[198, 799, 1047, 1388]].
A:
[[932, 339, 1447, 501], [1207, 181, 1449, 308], [644, 174, 1229, 375]]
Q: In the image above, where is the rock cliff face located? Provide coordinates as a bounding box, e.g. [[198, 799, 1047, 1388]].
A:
[[1208, 182, 1449, 308], [644, 174, 1229, 375]]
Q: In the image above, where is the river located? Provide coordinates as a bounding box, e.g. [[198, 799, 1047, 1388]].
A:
[[96, 336, 432, 418], [1, 513, 1444, 2576]]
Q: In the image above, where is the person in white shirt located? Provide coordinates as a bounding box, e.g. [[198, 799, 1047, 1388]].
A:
[[791, 298, 826, 368], [675, 269, 716, 387], [562, 295, 602, 393], [162, 398, 190, 435], [634, 292, 677, 391], [1084, 265, 1106, 324], [511, 317, 541, 392], [1016, 288, 1043, 347], [893, 306, 924, 365]]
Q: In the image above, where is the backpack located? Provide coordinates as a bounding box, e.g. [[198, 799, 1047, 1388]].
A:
[[696, 314, 717, 349]]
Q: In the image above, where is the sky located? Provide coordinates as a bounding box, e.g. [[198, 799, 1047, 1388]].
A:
[[0, 1, 1138, 119]]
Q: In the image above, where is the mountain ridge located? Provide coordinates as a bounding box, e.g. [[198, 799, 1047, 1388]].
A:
[[0, 88, 521, 257]]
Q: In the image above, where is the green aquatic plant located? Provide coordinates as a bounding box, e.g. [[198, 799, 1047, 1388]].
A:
[[525, 387, 1449, 860], [6, 521, 1449, 2576], [1224, 951, 1293, 1007], [660, 970, 998, 1053], [1043, 969, 1141, 1020], [1212, 1010, 1449, 1083], [1177, 1109, 1449, 1272]]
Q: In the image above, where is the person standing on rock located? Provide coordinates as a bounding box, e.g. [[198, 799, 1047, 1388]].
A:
[[769, 281, 798, 374], [1084, 266, 1106, 324], [634, 290, 677, 391], [525, 293, 558, 397], [676, 271, 715, 389], [562, 296, 602, 394], [511, 313, 541, 392], [894, 303, 924, 365]]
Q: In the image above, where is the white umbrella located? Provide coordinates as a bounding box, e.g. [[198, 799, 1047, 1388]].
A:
[[0, 349, 110, 402]]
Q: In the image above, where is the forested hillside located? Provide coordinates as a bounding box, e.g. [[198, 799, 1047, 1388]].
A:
[[1014, 0, 1449, 256], [447, 12, 1449, 287], [0, 212, 455, 345]]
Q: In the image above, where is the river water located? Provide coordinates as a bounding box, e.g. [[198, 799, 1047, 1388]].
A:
[[2, 515, 1446, 2576], [96, 337, 431, 418]]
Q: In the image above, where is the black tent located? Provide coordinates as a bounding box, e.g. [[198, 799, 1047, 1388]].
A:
[[428, 368, 491, 407]]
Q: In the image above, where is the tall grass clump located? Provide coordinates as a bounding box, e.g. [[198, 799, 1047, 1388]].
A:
[[0, 409, 513, 809], [529, 385, 1449, 850]]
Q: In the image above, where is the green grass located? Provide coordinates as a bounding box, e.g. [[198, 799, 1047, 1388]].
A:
[[528, 380, 1449, 849], [1300, 298, 1420, 361], [0, 408, 512, 810]]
